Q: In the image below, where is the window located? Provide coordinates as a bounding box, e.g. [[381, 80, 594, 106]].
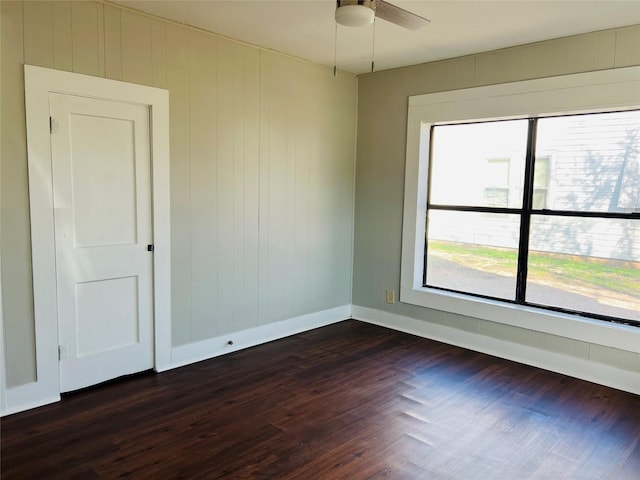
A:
[[484, 158, 511, 207], [401, 67, 640, 342], [424, 111, 639, 324], [532, 156, 549, 209]]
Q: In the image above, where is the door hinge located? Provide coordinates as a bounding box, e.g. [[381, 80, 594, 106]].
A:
[[147, 244, 155, 252], [49, 116, 53, 134]]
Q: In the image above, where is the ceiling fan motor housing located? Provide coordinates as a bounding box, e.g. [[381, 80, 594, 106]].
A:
[[335, 0, 376, 27]]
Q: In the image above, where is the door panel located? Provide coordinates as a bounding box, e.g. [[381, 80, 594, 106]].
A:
[[75, 276, 139, 357], [69, 114, 138, 248], [49, 93, 153, 393]]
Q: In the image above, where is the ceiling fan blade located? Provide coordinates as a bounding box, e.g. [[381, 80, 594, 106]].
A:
[[375, 0, 430, 30]]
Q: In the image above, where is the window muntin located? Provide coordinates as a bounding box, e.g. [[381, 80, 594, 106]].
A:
[[424, 110, 640, 325]]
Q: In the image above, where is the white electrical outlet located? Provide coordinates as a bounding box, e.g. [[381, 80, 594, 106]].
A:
[[386, 289, 395, 304]]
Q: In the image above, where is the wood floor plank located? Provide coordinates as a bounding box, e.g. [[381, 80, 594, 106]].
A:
[[2, 320, 639, 479]]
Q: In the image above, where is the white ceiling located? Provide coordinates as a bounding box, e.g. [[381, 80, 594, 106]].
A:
[[113, 1, 640, 75]]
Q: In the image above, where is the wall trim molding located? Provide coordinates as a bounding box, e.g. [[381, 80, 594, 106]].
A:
[[4, 302, 636, 416], [1, 305, 351, 416], [352, 305, 640, 395], [2, 382, 59, 417], [169, 305, 351, 370]]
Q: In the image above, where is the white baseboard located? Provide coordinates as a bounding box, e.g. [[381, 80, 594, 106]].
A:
[[169, 305, 351, 370], [2, 382, 59, 417], [352, 305, 640, 395], [4, 302, 634, 417], [1, 305, 350, 416]]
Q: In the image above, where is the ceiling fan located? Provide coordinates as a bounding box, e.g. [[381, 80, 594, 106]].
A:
[[335, 0, 430, 30]]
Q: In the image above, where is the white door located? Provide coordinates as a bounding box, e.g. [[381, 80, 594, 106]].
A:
[[49, 93, 154, 393]]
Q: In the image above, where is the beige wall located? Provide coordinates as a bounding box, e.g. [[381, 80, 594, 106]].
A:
[[0, 1, 356, 388], [354, 26, 640, 372]]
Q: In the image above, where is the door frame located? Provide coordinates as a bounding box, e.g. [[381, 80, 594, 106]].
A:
[[24, 65, 171, 403]]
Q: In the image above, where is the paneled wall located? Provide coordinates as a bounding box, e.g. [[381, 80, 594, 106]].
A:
[[0, 1, 356, 388], [353, 26, 640, 373]]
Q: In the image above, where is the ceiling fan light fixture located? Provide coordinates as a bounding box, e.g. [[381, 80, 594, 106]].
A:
[[335, 4, 375, 27]]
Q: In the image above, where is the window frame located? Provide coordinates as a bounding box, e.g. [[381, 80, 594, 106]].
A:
[[400, 67, 640, 351]]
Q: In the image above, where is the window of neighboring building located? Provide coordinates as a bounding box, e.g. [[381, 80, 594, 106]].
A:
[[484, 158, 512, 207], [532, 156, 550, 209]]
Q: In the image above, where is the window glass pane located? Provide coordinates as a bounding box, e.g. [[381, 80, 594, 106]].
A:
[[430, 120, 528, 208], [425, 210, 520, 300], [535, 110, 640, 213], [527, 216, 640, 321]]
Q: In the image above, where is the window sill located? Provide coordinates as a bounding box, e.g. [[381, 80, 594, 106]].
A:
[[400, 286, 640, 353]]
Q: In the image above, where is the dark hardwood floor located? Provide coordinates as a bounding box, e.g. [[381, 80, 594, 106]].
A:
[[2, 320, 639, 479]]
